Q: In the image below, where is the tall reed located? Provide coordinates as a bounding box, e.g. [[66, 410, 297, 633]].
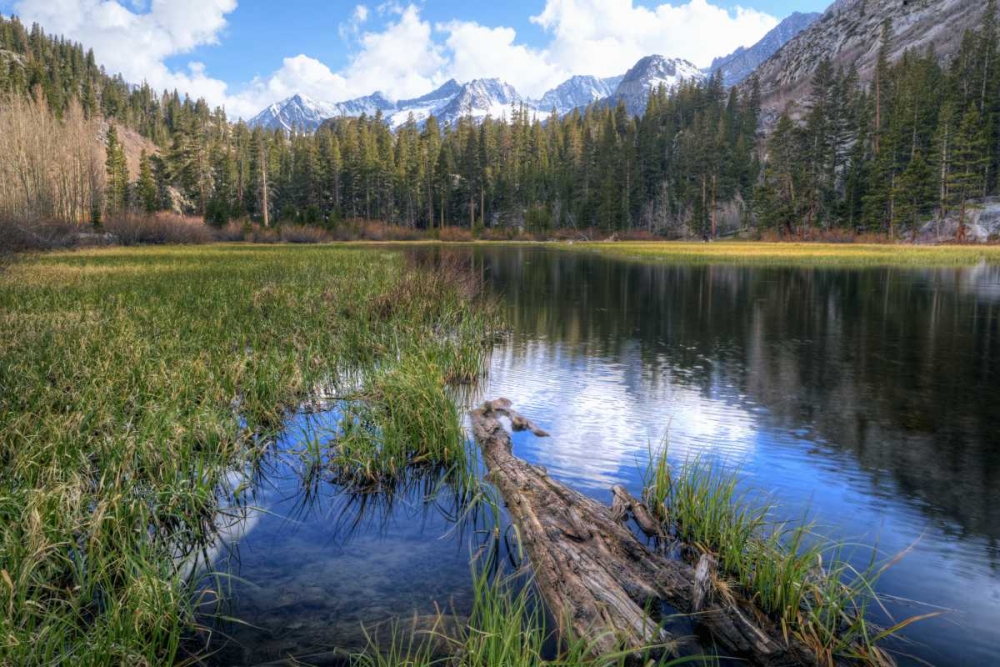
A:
[[643, 449, 931, 666]]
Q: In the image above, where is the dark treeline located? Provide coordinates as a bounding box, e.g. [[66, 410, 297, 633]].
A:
[[1, 3, 998, 237]]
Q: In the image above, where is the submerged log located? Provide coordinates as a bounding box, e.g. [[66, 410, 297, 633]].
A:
[[470, 399, 825, 666]]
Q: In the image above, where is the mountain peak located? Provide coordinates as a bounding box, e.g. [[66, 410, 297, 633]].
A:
[[612, 55, 704, 115]]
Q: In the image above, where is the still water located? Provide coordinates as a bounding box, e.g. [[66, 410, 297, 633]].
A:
[[199, 247, 1000, 666]]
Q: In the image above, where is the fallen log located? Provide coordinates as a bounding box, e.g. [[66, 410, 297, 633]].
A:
[[470, 399, 826, 666], [611, 485, 663, 539]]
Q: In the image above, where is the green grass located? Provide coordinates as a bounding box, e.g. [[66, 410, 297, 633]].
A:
[[643, 450, 931, 666], [333, 354, 471, 491], [0, 245, 500, 666], [351, 559, 708, 667], [561, 241, 1000, 267]]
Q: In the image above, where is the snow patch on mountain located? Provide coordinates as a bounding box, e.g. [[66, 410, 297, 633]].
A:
[[250, 54, 714, 133], [610, 56, 705, 116], [531, 75, 623, 115]]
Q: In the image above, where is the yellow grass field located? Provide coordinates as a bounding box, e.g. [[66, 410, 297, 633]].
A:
[[558, 241, 1000, 267]]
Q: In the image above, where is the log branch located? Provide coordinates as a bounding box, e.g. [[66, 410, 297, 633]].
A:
[[471, 399, 826, 666]]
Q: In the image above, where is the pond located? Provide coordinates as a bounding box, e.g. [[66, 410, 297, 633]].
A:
[[197, 246, 1000, 666]]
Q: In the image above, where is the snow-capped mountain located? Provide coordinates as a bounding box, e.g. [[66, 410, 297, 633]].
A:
[[333, 91, 396, 118], [248, 94, 345, 133], [707, 12, 820, 87], [386, 78, 525, 129], [609, 56, 705, 116], [436, 78, 524, 125], [248, 92, 396, 132], [386, 79, 464, 127], [252, 78, 531, 132], [531, 75, 624, 115], [250, 56, 707, 133]]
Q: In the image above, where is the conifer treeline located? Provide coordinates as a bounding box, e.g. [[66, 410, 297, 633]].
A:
[[1, 4, 998, 236]]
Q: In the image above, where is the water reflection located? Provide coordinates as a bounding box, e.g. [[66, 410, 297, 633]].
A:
[[472, 247, 1000, 665], [191, 410, 494, 667]]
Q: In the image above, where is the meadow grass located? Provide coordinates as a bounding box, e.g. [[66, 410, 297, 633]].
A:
[[643, 449, 929, 666], [0, 245, 500, 666], [560, 241, 1000, 267]]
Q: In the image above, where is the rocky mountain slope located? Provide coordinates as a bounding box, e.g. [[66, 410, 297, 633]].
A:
[[609, 56, 705, 116], [752, 0, 990, 116], [708, 11, 820, 87]]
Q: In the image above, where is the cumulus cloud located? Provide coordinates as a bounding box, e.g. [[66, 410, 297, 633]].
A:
[[439, 21, 564, 99], [433, 0, 777, 98], [13, 0, 236, 105], [532, 0, 778, 76], [222, 4, 448, 118], [11, 0, 779, 118]]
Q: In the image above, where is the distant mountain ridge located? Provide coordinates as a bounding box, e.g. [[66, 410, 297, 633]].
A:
[[249, 78, 528, 132], [708, 11, 821, 87], [247, 9, 825, 133]]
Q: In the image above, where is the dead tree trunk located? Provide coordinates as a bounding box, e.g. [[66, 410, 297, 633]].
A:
[[470, 399, 828, 667]]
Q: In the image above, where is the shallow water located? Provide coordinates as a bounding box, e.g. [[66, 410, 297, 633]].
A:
[[198, 247, 1000, 666]]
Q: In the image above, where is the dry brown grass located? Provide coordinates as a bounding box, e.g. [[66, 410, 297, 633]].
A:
[[104, 213, 214, 245], [278, 224, 333, 244]]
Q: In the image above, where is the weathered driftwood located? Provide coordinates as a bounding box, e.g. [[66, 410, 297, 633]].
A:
[[612, 485, 663, 539], [470, 399, 824, 666]]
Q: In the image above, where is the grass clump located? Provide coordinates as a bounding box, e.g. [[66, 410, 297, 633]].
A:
[[333, 355, 469, 490], [643, 451, 929, 666], [564, 241, 1000, 268], [352, 560, 703, 667], [0, 245, 500, 666]]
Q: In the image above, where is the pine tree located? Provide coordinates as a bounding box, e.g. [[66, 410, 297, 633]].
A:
[[892, 150, 934, 236], [948, 104, 989, 239], [104, 125, 128, 215], [137, 149, 158, 213]]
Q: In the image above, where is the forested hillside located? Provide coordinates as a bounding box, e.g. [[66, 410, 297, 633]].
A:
[[757, 5, 1000, 238], [1, 2, 998, 240]]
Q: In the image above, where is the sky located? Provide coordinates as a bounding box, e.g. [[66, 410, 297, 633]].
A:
[[0, 0, 829, 120]]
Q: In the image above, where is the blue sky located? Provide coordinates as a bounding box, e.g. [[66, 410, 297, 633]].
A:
[[1, 0, 829, 118], [162, 0, 826, 85]]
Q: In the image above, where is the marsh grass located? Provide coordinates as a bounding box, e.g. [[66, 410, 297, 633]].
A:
[[0, 245, 500, 666], [332, 355, 470, 491], [564, 241, 1000, 267], [643, 449, 932, 666], [351, 559, 706, 667]]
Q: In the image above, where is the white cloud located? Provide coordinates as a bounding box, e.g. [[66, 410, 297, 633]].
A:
[[12, 0, 778, 119], [339, 4, 370, 41], [225, 4, 447, 118], [532, 0, 778, 76], [342, 4, 447, 99], [438, 21, 564, 99], [13, 0, 236, 105]]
